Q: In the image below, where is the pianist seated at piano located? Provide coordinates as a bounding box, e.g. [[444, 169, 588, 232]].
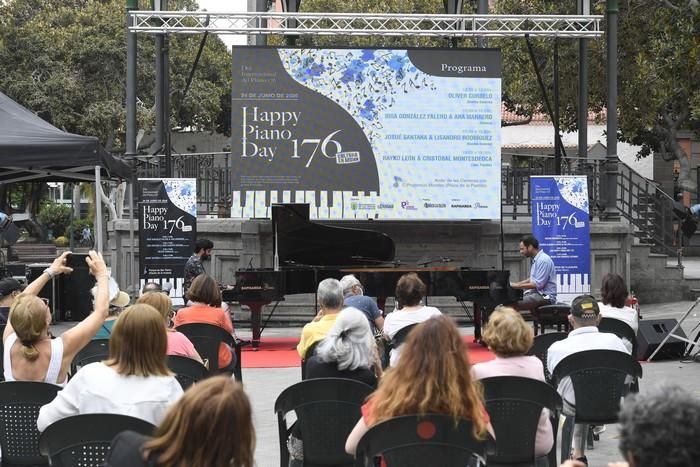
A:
[[296, 278, 344, 359], [383, 273, 442, 366], [339, 274, 384, 335], [509, 234, 557, 311], [174, 274, 237, 372]]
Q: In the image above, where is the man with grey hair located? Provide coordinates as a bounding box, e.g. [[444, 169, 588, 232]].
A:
[[339, 274, 383, 334], [547, 295, 628, 465], [296, 278, 344, 359]]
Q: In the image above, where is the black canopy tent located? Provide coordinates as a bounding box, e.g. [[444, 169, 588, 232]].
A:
[[0, 91, 133, 253]]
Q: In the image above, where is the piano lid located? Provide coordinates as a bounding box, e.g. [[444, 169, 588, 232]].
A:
[[272, 203, 395, 267]]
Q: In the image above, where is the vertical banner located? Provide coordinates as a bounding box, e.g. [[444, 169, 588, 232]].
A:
[[138, 178, 197, 300], [531, 176, 590, 304]]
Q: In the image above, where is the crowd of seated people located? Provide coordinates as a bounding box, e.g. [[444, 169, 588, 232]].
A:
[[4, 250, 697, 467]]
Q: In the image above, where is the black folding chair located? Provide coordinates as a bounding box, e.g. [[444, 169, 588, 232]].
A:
[[175, 323, 243, 382], [598, 318, 638, 360], [382, 323, 418, 367], [70, 339, 110, 376], [551, 349, 642, 463], [532, 304, 571, 336], [166, 355, 209, 390], [526, 332, 568, 384], [38, 414, 155, 467], [0, 381, 61, 466], [274, 378, 374, 467], [481, 376, 563, 467], [355, 414, 493, 467]]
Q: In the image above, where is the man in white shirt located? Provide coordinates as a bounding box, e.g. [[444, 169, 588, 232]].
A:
[[547, 295, 629, 465]]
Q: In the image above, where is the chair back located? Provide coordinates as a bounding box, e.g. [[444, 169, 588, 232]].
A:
[[0, 324, 5, 381], [300, 339, 321, 380], [175, 323, 234, 373], [598, 318, 638, 358], [526, 332, 568, 384], [166, 355, 209, 390], [355, 414, 492, 467], [0, 381, 61, 465], [551, 349, 642, 424], [481, 376, 562, 466], [39, 414, 155, 467], [274, 378, 374, 467], [70, 339, 110, 376]]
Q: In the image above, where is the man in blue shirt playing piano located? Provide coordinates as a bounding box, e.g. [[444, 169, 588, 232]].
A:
[[509, 234, 557, 311]]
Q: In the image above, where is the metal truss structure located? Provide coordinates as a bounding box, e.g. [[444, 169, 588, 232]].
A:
[[128, 11, 603, 39]]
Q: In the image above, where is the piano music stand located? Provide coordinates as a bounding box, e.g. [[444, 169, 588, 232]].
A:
[[647, 298, 700, 362]]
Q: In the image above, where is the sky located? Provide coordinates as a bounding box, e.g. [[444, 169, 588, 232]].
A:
[[196, 0, 250, 49]]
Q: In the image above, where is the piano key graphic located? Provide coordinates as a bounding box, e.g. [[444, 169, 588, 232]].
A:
[[139, 277, 184, 298], [556, 273, 590, 295], [231, 189, 383, 220]]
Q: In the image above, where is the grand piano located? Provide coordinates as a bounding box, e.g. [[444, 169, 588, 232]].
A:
[[223, 204, 520, 347]]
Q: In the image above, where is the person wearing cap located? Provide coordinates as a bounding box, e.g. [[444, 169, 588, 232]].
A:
[[3, 251, 110, 386], [0, 277, 25, 325], [546, 294, 629, 465], [510, 234, 557, 311], [93, 288, 131, 340]]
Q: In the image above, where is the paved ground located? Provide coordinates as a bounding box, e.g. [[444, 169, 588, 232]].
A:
[[49, 300, 700, 467]]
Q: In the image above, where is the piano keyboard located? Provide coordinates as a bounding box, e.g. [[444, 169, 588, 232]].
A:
[[231, 190, 380, 219], [556, 273, 591, 304]]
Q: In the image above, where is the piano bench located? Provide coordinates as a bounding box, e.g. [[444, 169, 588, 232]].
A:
[[532, 303, 571, 336]]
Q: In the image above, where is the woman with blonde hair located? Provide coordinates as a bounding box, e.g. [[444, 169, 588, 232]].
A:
[[471, 307, 553, 461], [345, 315, 493, 455], [3, 250, 109, 385], [104, 375, 255, 467], [37, 304, 183, 430], [137, 292, 203, 363]]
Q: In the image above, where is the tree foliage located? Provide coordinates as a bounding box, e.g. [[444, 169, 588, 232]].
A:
[[0, 0, 233, 153]]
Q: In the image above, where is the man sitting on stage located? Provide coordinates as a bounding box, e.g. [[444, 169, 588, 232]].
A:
[[510, 234, 557, 311], [339, 274, 383, 335]]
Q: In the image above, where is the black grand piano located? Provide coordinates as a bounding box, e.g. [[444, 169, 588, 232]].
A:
[[223, 204, 520, 347]]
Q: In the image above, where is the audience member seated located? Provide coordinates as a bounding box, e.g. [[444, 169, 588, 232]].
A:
[[297, 278, 344, 359], [598, 273, 639, 353], [141, 282, 162, 294], [0, 277, 25, 325], [345, 315, 493, 456], [37, 303, 183, 430], [3, 251, 109, 386], [382, 273, 441, 366], [339, 274, 384, 335], [472, 306, 553, 462], [137, 292, 203, 364], [174, 274, 236, 372], [547, 295, 628, 465], [93, 287, 130, 340], [104, 375, 254, 467], [289, 307, 381, 465]]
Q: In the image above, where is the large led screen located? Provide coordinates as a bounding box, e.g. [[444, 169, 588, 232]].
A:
[[231, 47, 501, 220]]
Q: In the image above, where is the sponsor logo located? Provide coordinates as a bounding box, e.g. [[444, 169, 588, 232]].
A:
[[424, 203, 447, 208], [400, 201, 417, 211], [378, 203, 394, 209], [351, 203, 376, 210], [474, 202, 488, 209], [451, 204, 472, 208]]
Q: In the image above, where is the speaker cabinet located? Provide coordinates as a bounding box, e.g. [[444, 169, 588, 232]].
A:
[[27, 264, 63, 320], [636, 319, 687, 360], [60, 264, 95, 321]]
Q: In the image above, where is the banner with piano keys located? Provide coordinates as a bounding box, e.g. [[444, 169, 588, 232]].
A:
[[138, 178, 197, 301], [231, 47, 502, 220], [530, 176, 591, 304]]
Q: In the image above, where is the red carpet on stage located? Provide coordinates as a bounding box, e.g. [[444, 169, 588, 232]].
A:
[[241, 336, 494, 369]]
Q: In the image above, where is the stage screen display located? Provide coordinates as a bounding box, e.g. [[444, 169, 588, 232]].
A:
[[231, 47, 501, 220]]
